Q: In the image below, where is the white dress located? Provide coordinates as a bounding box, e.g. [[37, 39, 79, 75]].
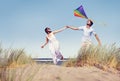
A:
[[46, 32, 63, 64]]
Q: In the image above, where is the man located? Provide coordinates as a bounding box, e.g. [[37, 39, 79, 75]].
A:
[[66, 19, 101, 48]]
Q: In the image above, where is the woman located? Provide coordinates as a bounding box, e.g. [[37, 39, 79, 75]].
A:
[[41, 27, 67, 64]]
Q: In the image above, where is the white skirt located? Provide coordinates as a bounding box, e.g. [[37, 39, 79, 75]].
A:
[[49, 41, 63, 64]]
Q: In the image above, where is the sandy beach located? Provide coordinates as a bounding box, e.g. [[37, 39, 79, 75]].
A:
[[4, 64, 120, 81]]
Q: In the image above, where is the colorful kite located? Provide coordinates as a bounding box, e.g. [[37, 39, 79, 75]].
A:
[[74, 5, 88, 19]]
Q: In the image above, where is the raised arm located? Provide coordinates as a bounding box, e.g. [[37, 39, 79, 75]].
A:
[[53, 27, 67, 34], [94, 34, 101, 46], [41, 37, 49, 48], [66, 26, 79, 30]]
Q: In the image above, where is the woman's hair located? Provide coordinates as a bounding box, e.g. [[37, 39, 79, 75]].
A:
[[45, 27, 52, 34]]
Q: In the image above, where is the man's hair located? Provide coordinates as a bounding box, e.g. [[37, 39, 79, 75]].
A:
[[89, 20, 93, 26]]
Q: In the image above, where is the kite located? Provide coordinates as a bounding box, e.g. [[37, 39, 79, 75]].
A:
[[74, 5, 88, 19]]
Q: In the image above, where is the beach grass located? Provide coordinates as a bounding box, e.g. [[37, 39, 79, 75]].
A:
[[0, 43, 120, 81], [65, 44, 120, 71], [0, 47, 33, 68], [0, 44, 34, 81]]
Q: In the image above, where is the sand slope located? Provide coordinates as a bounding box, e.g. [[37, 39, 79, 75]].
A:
[[6, 64, 120, 81]]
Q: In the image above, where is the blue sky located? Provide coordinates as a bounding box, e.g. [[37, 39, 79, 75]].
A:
[[0, 0, 120, 58]]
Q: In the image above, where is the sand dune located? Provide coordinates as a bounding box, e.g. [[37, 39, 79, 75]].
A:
[[6, 64, 120, 81]]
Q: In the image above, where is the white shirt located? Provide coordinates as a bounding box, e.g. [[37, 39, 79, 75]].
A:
[[78, 26, 96, 42]]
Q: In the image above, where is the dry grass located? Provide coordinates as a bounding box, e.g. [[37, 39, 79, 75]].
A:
[[65, 44, 120, 71], [0, 43, 120, 81], [0, 44, 33, 67], [0, 44, 34, 81]]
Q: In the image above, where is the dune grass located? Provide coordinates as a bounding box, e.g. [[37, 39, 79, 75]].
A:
[[1, 43, 120, 81], [0, 44, 34, 81], [0, 46, 33, 68], [65, 44, 120, 71]]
